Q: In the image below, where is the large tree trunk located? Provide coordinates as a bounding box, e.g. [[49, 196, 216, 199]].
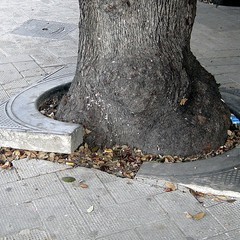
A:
[[56, 0, 230, 156]]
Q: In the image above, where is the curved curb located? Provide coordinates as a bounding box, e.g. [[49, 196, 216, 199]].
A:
[[137, 147, 240, 194], [6, 76, 76, 134], [137, 90, 240, 194], [220, 88, 240, 119], [0, 75, 83, 154]]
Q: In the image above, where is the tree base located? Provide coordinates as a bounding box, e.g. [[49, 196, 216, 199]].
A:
[[57, 49, 230, 156]]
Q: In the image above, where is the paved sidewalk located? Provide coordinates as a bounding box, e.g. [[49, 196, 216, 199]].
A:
[[0, 1, 240, 240], [1, 159, 240, 240]]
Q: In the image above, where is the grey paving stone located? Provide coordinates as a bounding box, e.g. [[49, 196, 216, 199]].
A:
[[0, 228, 52, 240], [199, 56, 240, 67], [0, 86, 10, 103], [227, 228, 240, 239], [33, 192, 92, 240], [41, 66, 64, 77], [136, 220, 187, 240], [206, 233, 230, 240], [2, 78, 29, 96], [13, 159, 71, 179], [24, 75, 47, 85], [206, 65, 240, 75], [0, 169, 20, 184], [135, 176, 166, 188], [154, 191, 226, 239], [0, 173, 66, 206], [97, 230, 141, 240], [41, 65, 75, 82], [207, 200, 240, 231], [12, 61, 46, 78], [46, 42, 77, 57], [197, 196, 225, 209], [80, 198, 168, 238], [0, 63, 23, 83], [104, 177, 164, 204], [195, 3, 239, 31], [60, 56, 78, 65], [215, 73, 240, 85], [57, 168, 117, 209], [94, 169, 120, 184], [0, 52, 7, 59], [0, 202, 43, 237], [0, 55, 33, 64], [30, 49, 64, 67]]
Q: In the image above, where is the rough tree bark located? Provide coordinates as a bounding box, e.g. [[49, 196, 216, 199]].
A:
[[56, 0, 230, 156]]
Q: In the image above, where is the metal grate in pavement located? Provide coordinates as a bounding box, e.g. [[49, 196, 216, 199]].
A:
[[11, 19, 77, 40], [0, 103, 28, 129]]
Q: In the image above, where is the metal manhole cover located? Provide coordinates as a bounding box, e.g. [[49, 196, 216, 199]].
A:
[[11, 19, 77, 40]]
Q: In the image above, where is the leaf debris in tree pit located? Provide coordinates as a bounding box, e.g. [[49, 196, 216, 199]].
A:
[[180, 98, 188, 106], [1, 95, 239, 178], [0, 128, 239, 179]]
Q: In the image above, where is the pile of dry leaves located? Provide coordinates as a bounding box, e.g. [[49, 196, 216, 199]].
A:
[[0, 126, 239, 178]]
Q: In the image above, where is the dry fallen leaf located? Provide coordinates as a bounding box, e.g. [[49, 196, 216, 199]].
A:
[[189, 189, 206, 198], [84, 128, 92, 135], [66, 162, 75, 167], [185, 212, 193, 219], [13, 150, 21, 159], [4, 151, 13, 158], [37, 151, 48, 159], [226, 199, 237, 203], [213, 196, 236, 203], [1, 161, 13, 170], [48, 152, 55, 161], [62, 177, 76, 183], [163, 155, 175, 163], [185, 211, 206, 220], [80, 183, 89, 189], [180, 98, 188, 106], [87, 205, 94, 213], [164, 182, 177, 192], [193, 212, 206, 220], [227, 130, 233, 136]]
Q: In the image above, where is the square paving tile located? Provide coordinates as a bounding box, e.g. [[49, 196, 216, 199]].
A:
[[0, 169, 19, 185], [97, 230, 141, 240], [57, 168, 117, 209], [0, 228, 51, 240], [0, 202, 42, 237], [80, 198, 168, 238], [136, 220, 187, 240], [154, 191, 226, 239], [0, 173, 66, 206], [33, 192, 92, 239], [0, 63, 22, 83], [13, 61, 45, 78], [13, 158, 71, 179], [207, 200, 240, 231], [104, 177, 164, 204]]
